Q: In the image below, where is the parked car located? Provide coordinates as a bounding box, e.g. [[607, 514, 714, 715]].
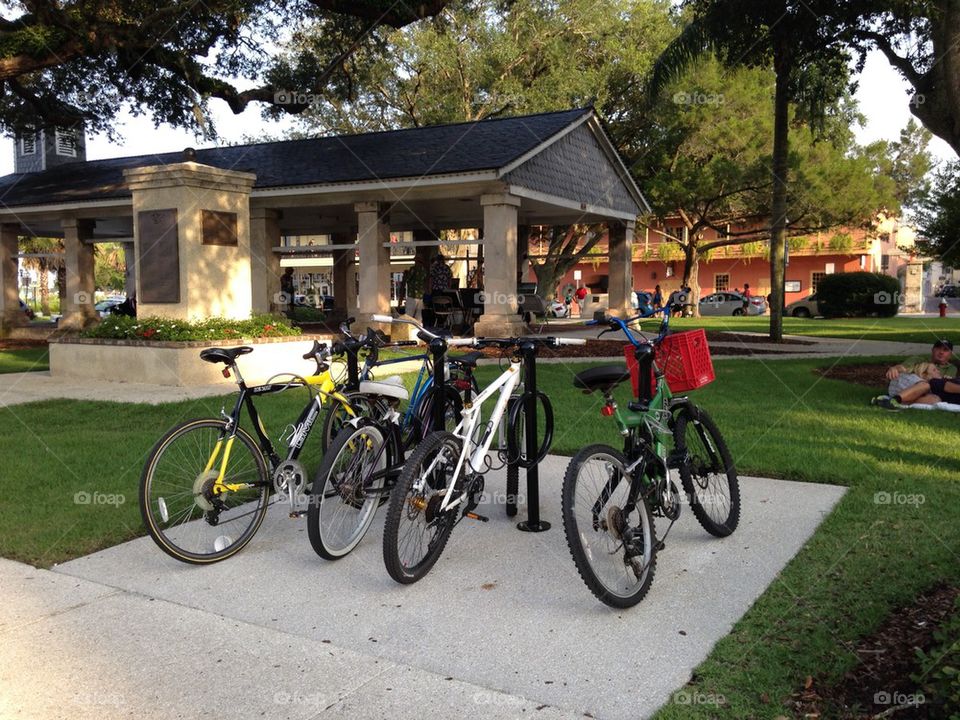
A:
[[699, 291, 767, 316], [95, 297, 125, 318], [785, 293, 820, 318]]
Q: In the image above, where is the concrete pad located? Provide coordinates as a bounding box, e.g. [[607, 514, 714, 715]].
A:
[[0, 371, 233, 407], [55, 456, 845, 719]]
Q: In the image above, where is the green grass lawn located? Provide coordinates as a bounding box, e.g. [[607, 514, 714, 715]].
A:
[[0, 346, 49, 373], [1, 357, 957, 718], [666, 314, 960, 344]]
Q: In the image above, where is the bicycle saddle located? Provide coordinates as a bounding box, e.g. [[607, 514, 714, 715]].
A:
[[359, 375, 409, 401], [448, 351, 482, 367], [199, 346, 253, 365], [573, 365, 630, 393]]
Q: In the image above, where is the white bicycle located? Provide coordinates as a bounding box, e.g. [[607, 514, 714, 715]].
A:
[[372, 314, 584, 583]]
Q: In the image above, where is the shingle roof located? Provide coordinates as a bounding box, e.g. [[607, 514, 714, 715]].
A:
[[0, 108, 593, 208]]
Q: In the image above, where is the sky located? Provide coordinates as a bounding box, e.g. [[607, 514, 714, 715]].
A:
[[0, 49, 954, 176]]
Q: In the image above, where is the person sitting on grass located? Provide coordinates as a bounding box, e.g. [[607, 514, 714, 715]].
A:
[[872, 339, 959, 409]]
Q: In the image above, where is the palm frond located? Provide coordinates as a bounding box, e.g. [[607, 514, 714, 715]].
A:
[[646, 18, 714, 102]]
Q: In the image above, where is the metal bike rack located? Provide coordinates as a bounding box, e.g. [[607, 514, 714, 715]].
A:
[[510, 340, 550, 532]]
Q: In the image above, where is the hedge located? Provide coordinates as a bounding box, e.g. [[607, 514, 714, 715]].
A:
[[80, 314, 302, 342], [816, 271, 900, 318]]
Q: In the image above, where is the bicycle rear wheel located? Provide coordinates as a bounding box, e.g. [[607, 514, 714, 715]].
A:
[[382, 431, 462, 584], [307, 421, 389, 560], [561, 444, 657, 608], [673, 405, 740, 537], [139, 419, 270, 564], [406, 385, 463, 448]]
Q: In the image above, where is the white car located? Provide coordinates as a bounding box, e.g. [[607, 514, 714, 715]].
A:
[[699, 291, 767, 316], [784, 293, 820, 318]]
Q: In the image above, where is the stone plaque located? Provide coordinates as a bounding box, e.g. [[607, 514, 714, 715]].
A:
[[202, 210, 238, 246], [137, 209, 180, 303]]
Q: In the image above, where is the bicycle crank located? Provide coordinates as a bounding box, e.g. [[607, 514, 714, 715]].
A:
[[273, 460, 308, 511]]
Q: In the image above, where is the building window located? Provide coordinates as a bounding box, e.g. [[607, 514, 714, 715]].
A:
[[55, 128, 77, 157], [811, 272, 826, 292], [714, 273, 730, 292], [881, 254, 890, 272], [20, 133, 36, 156]]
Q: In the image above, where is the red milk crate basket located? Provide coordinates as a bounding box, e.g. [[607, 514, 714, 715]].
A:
[[623, 329, 715, 396]]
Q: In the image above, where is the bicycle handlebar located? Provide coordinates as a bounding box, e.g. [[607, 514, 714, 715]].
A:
[[586, 306, 671, 347]]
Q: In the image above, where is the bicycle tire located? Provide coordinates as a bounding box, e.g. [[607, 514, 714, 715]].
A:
[[139, 419, 270, 564], [382, 431, 462, 584], [320, 392, 384, 452], [307, 420, 389, 560], [673, 405, 740, 537], [561, 444, 657, 608]]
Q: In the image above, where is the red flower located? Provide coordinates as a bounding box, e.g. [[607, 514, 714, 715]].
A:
[[142, 328, 156, 338], [263, 324, 274, 332]]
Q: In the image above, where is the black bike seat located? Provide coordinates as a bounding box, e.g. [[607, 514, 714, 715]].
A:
[[449, 351, 482, 367], [573, 365, 630, 393], [199, 346, 254, 365]]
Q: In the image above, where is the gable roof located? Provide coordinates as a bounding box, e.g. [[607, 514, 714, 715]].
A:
[[0, 107, 645, 214]]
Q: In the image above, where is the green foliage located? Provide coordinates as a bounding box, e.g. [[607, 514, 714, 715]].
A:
[[788, 236, 808, 252], [80, 314, 301, 342], [816, 272, 900, 318], [288, 305, 326, 323], [914, 162, 960, 265], [0, 2, 451, 136], [402, 263, 427, 298], [912, 597, 960, 717], [657, 241, 682, 261], [828, 232, 853, 251], [94, 243, 125, 292]]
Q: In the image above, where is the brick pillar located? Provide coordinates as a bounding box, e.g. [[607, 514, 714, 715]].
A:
[[474, 193, 526, 336], [608, 220, 635, 317], [0, 223, 22, 332], [60, 218, 97, 330], [250, 208, 281, 313], [355, 202, 390, 321]]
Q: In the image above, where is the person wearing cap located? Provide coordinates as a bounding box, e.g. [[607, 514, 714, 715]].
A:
[[873, 339, 960, 409]]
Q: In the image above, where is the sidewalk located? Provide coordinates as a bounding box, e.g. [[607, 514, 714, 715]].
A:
[[0, 456, 846, 720]]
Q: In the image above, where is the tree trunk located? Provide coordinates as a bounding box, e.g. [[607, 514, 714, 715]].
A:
[[39, 261, 49, 315], [769, 62, 791, 342], [681, 244, 701, 317], [531, 261, 567, 301]]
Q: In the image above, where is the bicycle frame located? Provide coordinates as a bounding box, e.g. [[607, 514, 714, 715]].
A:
[[432, 359, 524, 513]]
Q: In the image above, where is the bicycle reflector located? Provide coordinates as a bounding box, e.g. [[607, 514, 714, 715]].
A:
[[601, 403, 615, 417], [222, 367, 231, 378]]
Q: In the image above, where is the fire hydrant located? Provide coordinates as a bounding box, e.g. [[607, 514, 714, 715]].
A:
[[940, 297, 948, 317]]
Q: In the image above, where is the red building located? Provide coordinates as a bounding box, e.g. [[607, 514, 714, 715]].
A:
[[528, 220, 884, 307]]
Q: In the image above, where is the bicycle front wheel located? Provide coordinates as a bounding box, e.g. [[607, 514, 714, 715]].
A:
[[382, 431, 462, 584], [561, 444, 657, 608], [320, 392, 384, 452], [308, 421, 389, 560], [139, 419, 270, 564], [673, 405, 740, 537]]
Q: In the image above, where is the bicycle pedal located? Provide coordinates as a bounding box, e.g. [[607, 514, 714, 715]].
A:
[[288, 510, 307, 519], [465, 512, 489, 522]]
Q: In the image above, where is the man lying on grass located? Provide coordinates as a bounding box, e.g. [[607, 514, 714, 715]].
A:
[[873, 339, 960, 410]]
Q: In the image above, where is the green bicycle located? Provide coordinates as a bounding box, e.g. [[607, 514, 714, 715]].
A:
[[561, 308, 740, 608]]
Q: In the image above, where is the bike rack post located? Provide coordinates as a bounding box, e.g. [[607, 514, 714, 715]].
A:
[[345, 339, 361, 391], [516, 340, 550, 532], [429, 336, 447, 432]]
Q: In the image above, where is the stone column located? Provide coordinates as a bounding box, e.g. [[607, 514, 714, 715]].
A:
[[608, 220, 635, 317], [355, 202, 390, 321], [60, 218, 97, 330], [0, 223, 22, 332], [331, 232, 356, 317], [123, 242, 136, 299], [250, 208, 281, 313], [124, 162, 256, 320], [474, 193, 526, 336]]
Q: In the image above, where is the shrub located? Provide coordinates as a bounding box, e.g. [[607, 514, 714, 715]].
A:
[[80, 314, 302, 341], [289, 305, 326, 323], [816, 272, 900, 317]]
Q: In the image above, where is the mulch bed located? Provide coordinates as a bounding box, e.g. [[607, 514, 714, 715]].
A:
[[0, 339, 47, 351], [791, 584, 960, 719], [814, 363, 888, 389]]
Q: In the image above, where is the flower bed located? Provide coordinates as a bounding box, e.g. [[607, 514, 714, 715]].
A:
[[81, 314, 300, 342]]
